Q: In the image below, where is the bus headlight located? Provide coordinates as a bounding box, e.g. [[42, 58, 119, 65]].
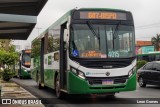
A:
[[24, 69, 27, 72], [77, 71, 85, 79], [128, 66, 136, 78], [70, 67, 85, 79]]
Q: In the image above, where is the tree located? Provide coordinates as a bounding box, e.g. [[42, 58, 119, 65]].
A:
[[31, 38, 41, 58], [0, 39, 12, 51], [0, 39, 18, 81], [151, 34, 160, 51], [0, 50, 18, 67]]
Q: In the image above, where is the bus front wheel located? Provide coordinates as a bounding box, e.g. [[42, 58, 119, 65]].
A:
[[18, 75, 22, 79]]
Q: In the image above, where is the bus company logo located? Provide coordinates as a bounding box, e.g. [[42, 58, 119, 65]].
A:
[[86, 72, 105, 75], [86, 72, 91, 75], [106, 72, 110, 76]]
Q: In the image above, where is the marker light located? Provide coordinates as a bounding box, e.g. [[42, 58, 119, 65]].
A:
[[128, 66, 136, 77]]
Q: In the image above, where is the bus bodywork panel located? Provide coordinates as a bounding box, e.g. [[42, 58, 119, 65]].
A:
[[67, 70, 136, 94], [31, 57, 40, 80], [20, 67, 31, 78], [44, 69, 57, 89]]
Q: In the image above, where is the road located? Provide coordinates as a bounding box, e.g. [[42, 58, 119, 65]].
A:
[[11, 78, 160, 107]]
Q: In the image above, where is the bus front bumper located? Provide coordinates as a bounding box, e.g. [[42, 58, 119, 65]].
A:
[[67, 71, 136, 94], [21, 68, 31, 78]]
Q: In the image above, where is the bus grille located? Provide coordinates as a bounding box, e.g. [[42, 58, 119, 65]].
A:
[[86, 75, 128, 85]]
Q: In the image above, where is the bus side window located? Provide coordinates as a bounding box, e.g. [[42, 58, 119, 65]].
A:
[[143, 56, 149, 62], [155, 55, 160, 61], [149, 55, 155, 62]]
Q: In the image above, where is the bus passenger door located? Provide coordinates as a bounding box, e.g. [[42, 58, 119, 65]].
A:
[[60, 22, 68, 90]]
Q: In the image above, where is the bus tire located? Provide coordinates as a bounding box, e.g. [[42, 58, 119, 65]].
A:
[[55, 76, 64, 99], [19, 75, 22, 79], [138, 77, 146, 87]]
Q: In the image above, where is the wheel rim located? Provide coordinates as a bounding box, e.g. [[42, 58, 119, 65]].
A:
[[56, 78, 60, 97], [139, 77, 143, 86]]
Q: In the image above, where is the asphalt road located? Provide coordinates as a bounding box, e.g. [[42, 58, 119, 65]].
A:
[[11, 78, 160, 107]]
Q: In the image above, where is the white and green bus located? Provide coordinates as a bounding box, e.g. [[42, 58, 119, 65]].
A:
[[31, 8, 136, 98], [18, 49, 31, 79]]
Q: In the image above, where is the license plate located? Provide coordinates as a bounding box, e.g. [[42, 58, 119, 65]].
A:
[[102, 80, 113, 85]]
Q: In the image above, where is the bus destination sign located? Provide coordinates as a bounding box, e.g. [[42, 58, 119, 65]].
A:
[[80, 11, 127, 20], [25, 50, 31, 53]]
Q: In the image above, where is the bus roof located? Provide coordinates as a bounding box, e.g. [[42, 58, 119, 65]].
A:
[[77, 8, 127, 12]]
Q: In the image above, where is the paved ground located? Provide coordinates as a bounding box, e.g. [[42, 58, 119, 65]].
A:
[[0, 80, 44, 107], [11, 78, 160, 107]]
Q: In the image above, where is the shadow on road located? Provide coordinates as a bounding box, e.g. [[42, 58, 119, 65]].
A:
[[146, 85, 160, 89]]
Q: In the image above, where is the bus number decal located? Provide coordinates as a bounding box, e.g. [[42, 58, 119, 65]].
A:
[[108, 51, 119, 58]]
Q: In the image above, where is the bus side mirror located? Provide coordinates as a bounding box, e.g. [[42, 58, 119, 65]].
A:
[[64, 29, 68, 42], [64, 29, 69, 49]]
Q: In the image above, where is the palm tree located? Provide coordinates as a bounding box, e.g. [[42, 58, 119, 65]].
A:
[[151, 34, 160, 51]]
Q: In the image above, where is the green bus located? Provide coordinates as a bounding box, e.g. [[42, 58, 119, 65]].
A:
[[18, 49, 31, 79], [31, 8, 136, 98], [137, 51, 160, 62]]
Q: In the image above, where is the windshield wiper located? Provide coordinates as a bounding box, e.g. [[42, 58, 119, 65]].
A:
[[112, 21, 121, 50], [87, 21, 100, 39], [113, 21, 121, 39]]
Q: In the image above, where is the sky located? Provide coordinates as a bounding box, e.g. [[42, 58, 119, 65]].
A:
[[14, 0, 160, 49]]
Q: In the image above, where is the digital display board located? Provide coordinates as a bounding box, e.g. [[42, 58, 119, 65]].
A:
[[79, 11, 127, 20], [25, 50, 31, 53]]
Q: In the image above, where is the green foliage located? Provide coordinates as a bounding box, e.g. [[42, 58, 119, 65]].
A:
[[0, 50, 18, 66], [9, 45, 16, 53], [0, 39, 18, 81], [31, 38, 41, 58], [2, 69, 14, 81], [151, 34, 160, 51], [137, 60, 148, 70], [0, 50, 18, 81], [47, 35, 60, 52]]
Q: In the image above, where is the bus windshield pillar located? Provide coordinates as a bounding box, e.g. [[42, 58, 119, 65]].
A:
[[60, 22, 67, 89], [40, 38, 45, 84]]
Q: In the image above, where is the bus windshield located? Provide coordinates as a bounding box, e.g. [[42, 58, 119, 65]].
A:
[[22, 54, 31, 64], [70, 24, 135, 58]]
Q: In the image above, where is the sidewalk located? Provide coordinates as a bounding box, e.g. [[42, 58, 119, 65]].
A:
[[0, 79, 45, 107]]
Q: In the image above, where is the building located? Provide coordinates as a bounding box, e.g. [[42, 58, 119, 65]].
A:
[[136, 41, 152, 47], [136, 41, 154, 54]]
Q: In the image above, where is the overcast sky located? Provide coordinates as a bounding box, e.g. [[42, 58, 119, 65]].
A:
[[14, 0, 160, 49]]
